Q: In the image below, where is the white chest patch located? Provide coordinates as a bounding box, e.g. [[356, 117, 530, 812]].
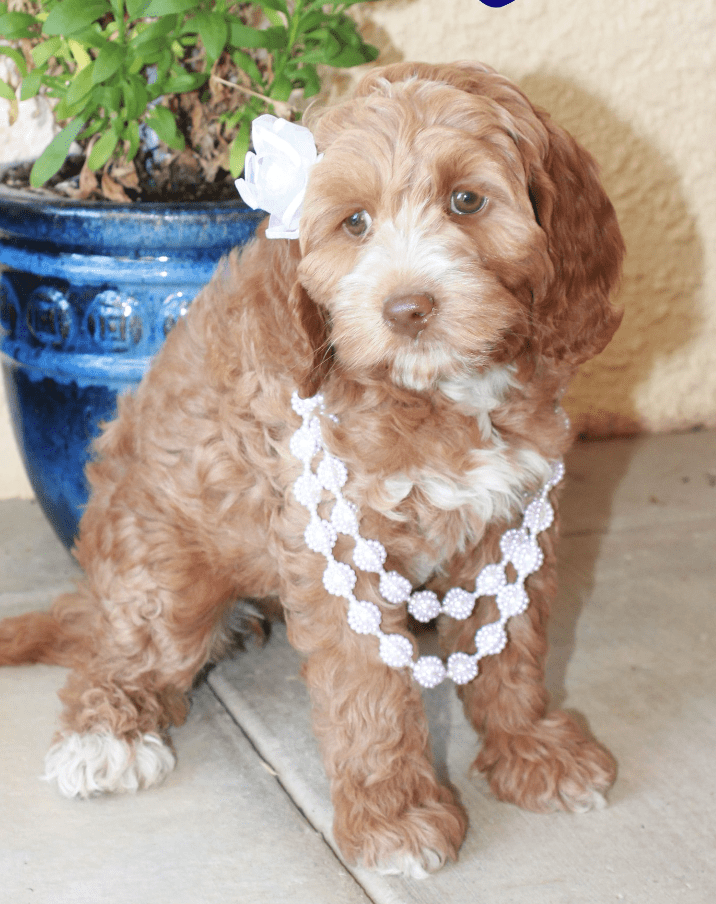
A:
[[379, 366, 553, 527]]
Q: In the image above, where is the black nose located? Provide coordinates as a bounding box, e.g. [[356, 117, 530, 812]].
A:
[[382, 293, 435, 339]]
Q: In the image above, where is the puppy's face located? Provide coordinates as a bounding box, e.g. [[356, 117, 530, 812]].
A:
[[296, 80, 550, 391]]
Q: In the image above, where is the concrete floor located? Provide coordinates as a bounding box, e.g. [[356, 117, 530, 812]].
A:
[[1, 430, 714, 903]]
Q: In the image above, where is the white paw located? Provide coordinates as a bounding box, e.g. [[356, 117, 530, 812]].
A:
[[376, 846, 446, 880], [44, 731, 176, 798], [559, 785, 608, 814]]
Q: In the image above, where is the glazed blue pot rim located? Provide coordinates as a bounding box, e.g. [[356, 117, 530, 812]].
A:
[[0, 184, 267, 256]]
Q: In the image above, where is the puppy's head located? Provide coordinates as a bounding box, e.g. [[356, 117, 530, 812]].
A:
[[290, 62, 624, 396]]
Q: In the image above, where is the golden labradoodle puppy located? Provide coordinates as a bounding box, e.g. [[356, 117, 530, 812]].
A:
[[0, 61, 623, 878]]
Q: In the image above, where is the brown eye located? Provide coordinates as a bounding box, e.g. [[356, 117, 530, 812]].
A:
[[343, 209, 372, 237], [450, 190, 488, 215]]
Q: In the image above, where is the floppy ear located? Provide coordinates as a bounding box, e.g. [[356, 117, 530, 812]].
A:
[[356, 62, 624, 367], [525, 115, 624, 366], [288, 280, 333, 397]]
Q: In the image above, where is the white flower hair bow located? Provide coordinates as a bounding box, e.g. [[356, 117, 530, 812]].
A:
[[235, 114, 322, 240]]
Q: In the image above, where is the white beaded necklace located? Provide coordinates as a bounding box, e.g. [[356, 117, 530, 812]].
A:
[[290, 391, 565, 688]]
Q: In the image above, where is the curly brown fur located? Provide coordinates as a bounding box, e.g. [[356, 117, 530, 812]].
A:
[[0, 61, 623, 876]]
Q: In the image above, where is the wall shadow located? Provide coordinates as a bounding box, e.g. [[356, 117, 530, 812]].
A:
[[516, 71, 706, 436], [545, 435, 644, 708]]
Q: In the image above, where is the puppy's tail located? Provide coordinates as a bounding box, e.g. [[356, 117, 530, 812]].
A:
[[0, 592, 91, 667]]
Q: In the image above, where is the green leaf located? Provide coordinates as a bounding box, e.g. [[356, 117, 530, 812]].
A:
[[92, 43, 124, 84], [68, 38, 92, 71], [65, 62, 95, 107], [131, 16, 178, 46], [324, 43, 378, 68], [327, 16, 360, 42], [157, 69, 207, 94], [0, 46, 28, 77], [31, 36, 63, 67], [227, 22, 286, 51], [77, 115, 106, 142], [146, 105, 185, 150], [122, 76, 149, 120], [229, 116, 251, 178], [130, 38, 172, 66], [0, 11, 36, 39], [126, 0, 152, 16], [151, 47, 174, 86], [124, 120, 141, 160], [87, 128, 119, 170], [43, 0, 109, 37], [54, 93, 93, 120], [195, 11, 228, 62], [254, 0, 288, 14], [230, 50, 263, 86], [98, 83, 122, 114], [30, 118, 85, 187], [295, 64, 321, 98], [0, 79, 16, 103], [143, 0, 198, 15], [305, 28, 341, 62], [297, 10, 325, 34], [19, 67, 44, 102], [269, 73, 292, 101]]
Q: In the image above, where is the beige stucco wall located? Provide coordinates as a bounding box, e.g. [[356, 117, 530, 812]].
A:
[[1, 0, 715, 499]]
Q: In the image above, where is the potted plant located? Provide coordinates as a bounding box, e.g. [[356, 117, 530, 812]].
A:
[[0, 0, 379, 549]]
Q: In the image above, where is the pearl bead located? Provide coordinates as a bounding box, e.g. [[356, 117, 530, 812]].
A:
[[293, 472, 323, 507], [353, 538, 387, 573], [523, 494, 554, 534], [379, 633, 414, 669], [289, 418, 321, 463], [413, 656, 447, 688], [474, 622, 507, 657], [496, 583, 529, 618], [408, 590, 441, 623], [323, 560, 356, 596], [317, 454, 348, 492], [442, 587, 476, 620], [475, 563, 506, 597], [330, 498, 359, 535], [304, 517, 337, 556], [291, 391, 323, 418], [379, 571, 413, 605], [447, 652, 478, 685], [348, 600, 382, 635]]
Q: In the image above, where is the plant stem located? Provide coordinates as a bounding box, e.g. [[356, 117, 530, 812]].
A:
[[115, 0, 125, 45], [210, 75, 296, 118], [270, 0, 306, 99]]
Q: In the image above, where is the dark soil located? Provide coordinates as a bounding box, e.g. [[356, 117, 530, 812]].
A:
[[0, 149, 240, 204], [0, 76, 251, 204]]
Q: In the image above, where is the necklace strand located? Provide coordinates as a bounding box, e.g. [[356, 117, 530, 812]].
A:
[[290, 392, 564, 688]]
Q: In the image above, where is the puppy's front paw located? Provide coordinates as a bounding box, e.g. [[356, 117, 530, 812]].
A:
[[375, 843, 449, 880], [335, 790, 467, 878], [44, 731, 176, 798], [476, 710, 616, 813]]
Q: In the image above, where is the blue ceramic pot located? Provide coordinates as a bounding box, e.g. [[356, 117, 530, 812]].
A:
[[0, 186, 264, 550]]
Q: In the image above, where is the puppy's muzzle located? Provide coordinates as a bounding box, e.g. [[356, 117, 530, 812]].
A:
[[383, 292, 435, 339]]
